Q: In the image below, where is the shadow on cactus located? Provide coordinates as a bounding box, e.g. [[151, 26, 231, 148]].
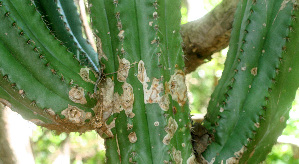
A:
[[0, 0, 298, 163]]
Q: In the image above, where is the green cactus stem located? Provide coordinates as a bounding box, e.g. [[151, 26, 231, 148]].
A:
[[33, 0, 100, 71], [201, 0, 299, 163], [89, 0, 192, 163]]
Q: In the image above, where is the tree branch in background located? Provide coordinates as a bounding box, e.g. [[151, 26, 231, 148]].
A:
[[181, 0, 238, 73], [77, 0, 97, 51], [277, 135, 299, 159]]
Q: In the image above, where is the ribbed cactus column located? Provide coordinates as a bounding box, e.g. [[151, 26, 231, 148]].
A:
[[90, 0, 192, 163], [201, 0, 299, 163]]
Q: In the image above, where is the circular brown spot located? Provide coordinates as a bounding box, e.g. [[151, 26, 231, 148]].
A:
[[128, 132, 137, 143]]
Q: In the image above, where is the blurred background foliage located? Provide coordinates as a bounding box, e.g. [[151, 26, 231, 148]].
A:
[[30, 0, 298, 163]]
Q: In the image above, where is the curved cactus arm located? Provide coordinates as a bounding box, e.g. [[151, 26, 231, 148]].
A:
[[0, 72, 52, 124], [202, 0, 299, 163], [33, 0, 79, 57], [203, 0, 249, 128], [0, 0, 96, 89], [90, 0, 192, 163], [0, 1, 99, 133], [57, 0, 100, 72], [33, 0, 100, 72], [240, 3, 299, 162]]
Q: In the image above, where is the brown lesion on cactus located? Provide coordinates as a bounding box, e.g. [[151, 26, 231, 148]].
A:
[[35, 107, 94, 134], [127, 123, 133, 130], [149, 21, 153, 26], [69, 87, 87, 104], [254, 122, 260, 128], [225, 146, 247, 163], [153, 11, 158, 20], [120, 82, 135, 118], [18, 89, 25, 98], [137, 60, 149, 83], [144, 78, 164, 104], [128, 132, 137, 143], [251, 67, 258, 76], [117, 21, 122, 30], [107, 80, 135, 119], [117, 56, 130, 82], [241, 66, 246, 71], [187, 154, 198, 164], [61, 105, 92, 124], [137, 60, 170, 110], [118, 30, 124, 41], [280, 0, 297, 11], [163, 117, 178, 145], [159, 94, 170, 111], [154, 121, 159, 126], [220, 107, 224, 112], [166, 70, 188, 106], [95, 34, 108, 61], [113, 0, 118, 6], [79, 67, 95, 84], [172, 147, 182, 164], [45, 108, 56, 116]]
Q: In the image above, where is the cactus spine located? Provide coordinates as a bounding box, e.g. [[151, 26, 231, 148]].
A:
[[202, 0, 299, 163]]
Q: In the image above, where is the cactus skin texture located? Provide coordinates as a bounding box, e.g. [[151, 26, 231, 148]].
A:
[[89, 0, 192, 163], [0, 0, 192, 163], [202, 0, 299, 163]]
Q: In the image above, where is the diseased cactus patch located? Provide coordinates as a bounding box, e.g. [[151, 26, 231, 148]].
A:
[[61, 105, 91, 124], [116, 57, 130, 82], [128, 132, 137, 143], [163, 117, 178, 145], [68, 87, 87, 104], [166, 70, 188, 106]]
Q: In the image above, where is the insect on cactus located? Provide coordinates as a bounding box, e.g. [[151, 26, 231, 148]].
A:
[[0, 0, 298, 163]]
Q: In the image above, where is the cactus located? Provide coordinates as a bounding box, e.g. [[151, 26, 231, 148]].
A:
[[0, 0, 192, 163], [200, 0, 299, 163], [0, 0, 298, 163]]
